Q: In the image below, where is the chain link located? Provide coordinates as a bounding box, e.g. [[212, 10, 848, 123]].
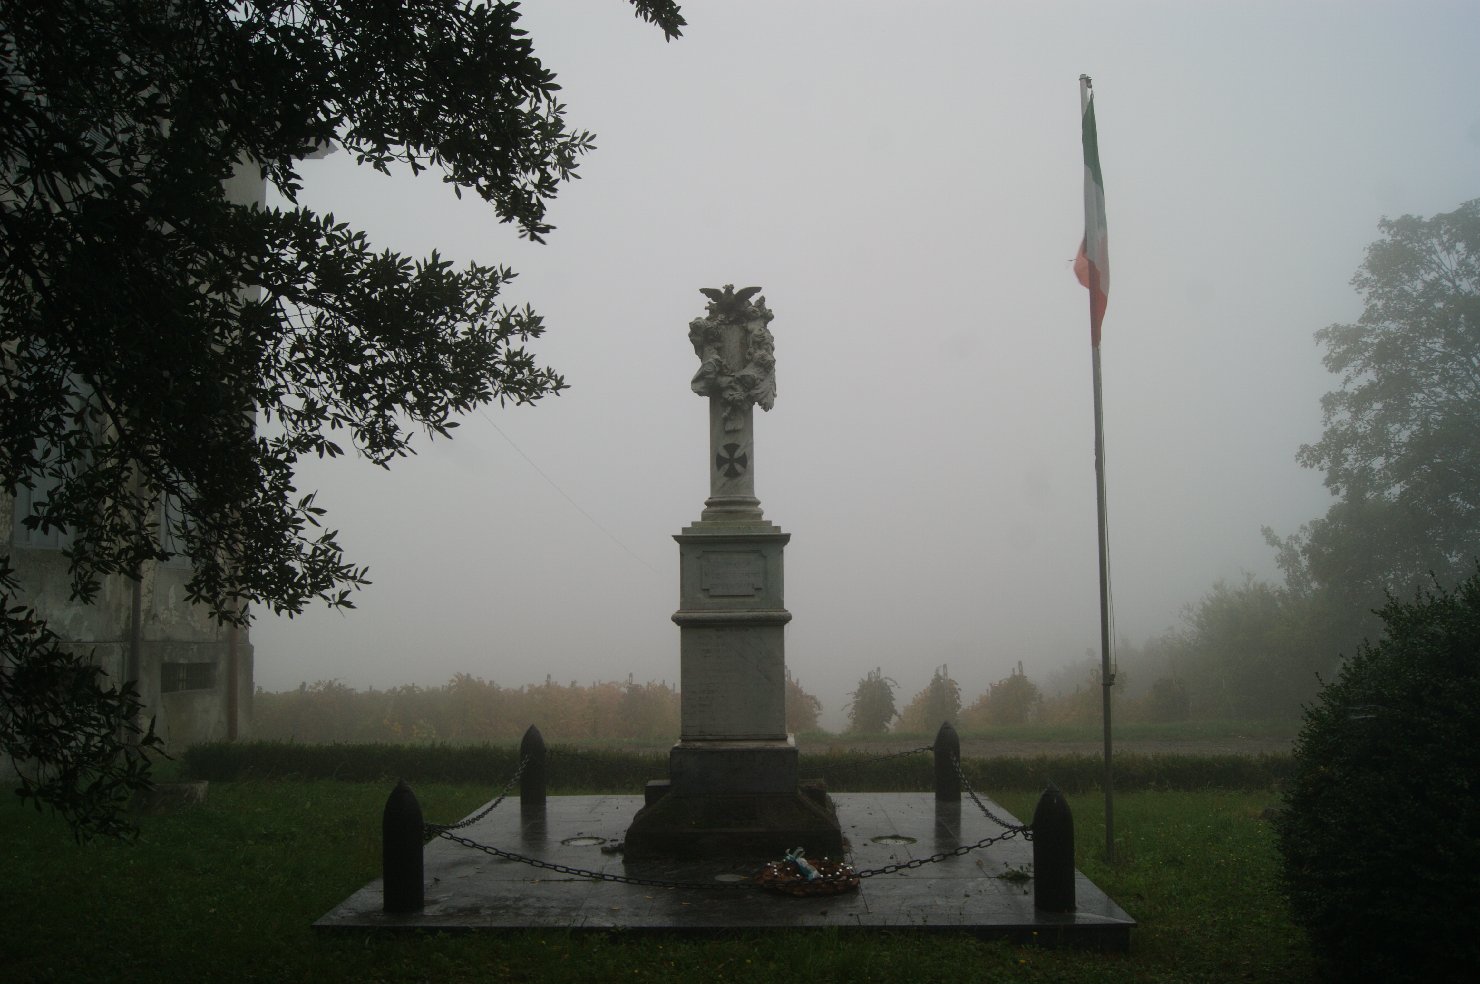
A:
[[434, 815, 1027, 891], [952, 753, 1032, 837], [813, 744, 934, 784], [425, 755, 529, 833], [433, 830, 757, 890], [423, 747, 1034, 891], [872, 743, 936, 761], [854, 827, 1027, 878]]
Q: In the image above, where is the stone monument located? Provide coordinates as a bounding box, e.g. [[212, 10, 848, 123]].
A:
[[623, 286, 843, 858]]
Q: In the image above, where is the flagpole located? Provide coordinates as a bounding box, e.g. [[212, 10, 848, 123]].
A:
[[1078, 74, 1115, 862], [1092, 342, 1115, 863]]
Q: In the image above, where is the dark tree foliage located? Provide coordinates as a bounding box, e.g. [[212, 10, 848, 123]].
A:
[[1274, 571, 1480, 983], [1136, 676, 1189, 724], [1271, 199, 1480, 614], [1, 561, 163, 840], [962, 662, 1042, 728], [846, 667, 898, 735], [1177, 576, 1335, 719], [1, 0, 682, 836], [784, 671, 822, 733], [898, 663, 961, 732]]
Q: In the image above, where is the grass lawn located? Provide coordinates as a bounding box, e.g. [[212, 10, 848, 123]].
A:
[[4, 781, 1314, 983]]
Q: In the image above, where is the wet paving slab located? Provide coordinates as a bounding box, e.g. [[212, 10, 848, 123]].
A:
[[315, 793, 1134, 948]]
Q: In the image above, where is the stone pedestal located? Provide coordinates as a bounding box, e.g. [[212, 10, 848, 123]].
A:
[[625, 518, 842, 858], [624, 286, 841, 859]]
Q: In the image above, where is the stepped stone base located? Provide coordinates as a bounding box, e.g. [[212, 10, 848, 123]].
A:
[[668, 737, 798, 794], [623, 781, 843, 859]]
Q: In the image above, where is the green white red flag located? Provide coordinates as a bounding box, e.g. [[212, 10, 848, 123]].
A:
[[1075, 75, 1109, 347]]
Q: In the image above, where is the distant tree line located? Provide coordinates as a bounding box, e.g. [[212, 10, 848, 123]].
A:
[[1137, 198, 1480, 721], [839, 199, 1479, 732], [844, 659, 1190, 734], [254, 675, 679, 744], [253, 671, 825, 744]]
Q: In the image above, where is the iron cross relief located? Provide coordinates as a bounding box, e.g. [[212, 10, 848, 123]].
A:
[[716, 443, 749, 478]]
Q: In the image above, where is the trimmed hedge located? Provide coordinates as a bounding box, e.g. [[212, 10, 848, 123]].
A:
[[182, 741, 1291, 793], [180, 741, 667, 790], [809, 749, 1291, 793]]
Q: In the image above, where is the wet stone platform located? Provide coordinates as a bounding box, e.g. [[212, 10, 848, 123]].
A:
[[315, 792, 1134, 948]]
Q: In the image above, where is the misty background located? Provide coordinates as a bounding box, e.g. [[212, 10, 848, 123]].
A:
[[250, 1, 1480, 730]]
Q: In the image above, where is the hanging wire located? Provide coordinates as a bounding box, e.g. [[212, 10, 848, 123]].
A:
[[478, 408, 661, 577]]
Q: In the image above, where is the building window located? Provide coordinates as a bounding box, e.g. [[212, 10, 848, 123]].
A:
[[160, 661, 216, 693]]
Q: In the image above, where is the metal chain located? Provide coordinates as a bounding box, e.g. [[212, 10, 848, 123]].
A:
[[814, 744, 934, 783], [871, 744, 936, 761], [423, 747, 1032, 891], [432, 830, 757, 890], [854, 827, 1026, 878], [425, 756, 530, 833], [434, 821, 1026, 890], [952, 754, 1033, 836]]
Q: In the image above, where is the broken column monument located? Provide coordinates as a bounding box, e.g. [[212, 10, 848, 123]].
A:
[[623, 285, 843, 858]]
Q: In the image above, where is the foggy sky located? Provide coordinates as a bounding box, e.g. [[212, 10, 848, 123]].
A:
[[251, 1, 1480, 729]]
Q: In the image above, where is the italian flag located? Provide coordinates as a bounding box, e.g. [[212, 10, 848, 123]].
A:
[[1075, 75, 1109, 347]]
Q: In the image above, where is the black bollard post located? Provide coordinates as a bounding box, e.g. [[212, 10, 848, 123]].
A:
[[519, 724, 547, 811], [1032, 783, 1076, 912], [933, 721, 961, 801], [382, 780, 424, 914]]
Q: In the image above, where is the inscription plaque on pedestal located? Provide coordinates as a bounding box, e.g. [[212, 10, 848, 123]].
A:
[[680, 627, 785, 738], [700, 552, 765, 598]]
